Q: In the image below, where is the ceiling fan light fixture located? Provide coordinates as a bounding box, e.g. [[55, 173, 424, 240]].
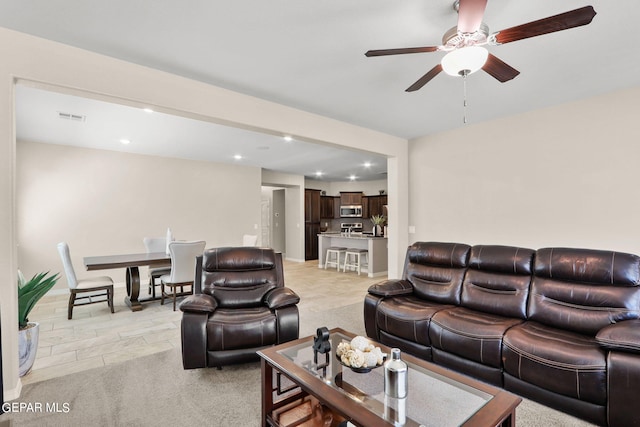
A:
[[441, 46, 488, 76]]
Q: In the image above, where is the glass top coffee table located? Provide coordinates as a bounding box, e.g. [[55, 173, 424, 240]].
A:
[[258, 328, 521, 427]]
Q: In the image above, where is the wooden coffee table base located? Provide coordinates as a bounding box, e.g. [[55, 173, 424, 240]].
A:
[[258, 328, 520, 427]]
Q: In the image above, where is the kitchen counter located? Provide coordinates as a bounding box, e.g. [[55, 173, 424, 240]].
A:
[[320, 232, 387, 240], [317, 233, 388, 277]]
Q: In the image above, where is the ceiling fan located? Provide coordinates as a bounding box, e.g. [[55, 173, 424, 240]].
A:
[[365, 1, 597, 92]]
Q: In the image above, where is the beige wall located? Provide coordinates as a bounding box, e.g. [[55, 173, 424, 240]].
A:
[[0, 27, 408, 398], [17, 141, 261, 291], [261, 170, 305, 262], [409, 86, 640, 254]]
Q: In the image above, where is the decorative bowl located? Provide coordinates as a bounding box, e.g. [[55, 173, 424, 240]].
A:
[[339, 359, 384, 374]]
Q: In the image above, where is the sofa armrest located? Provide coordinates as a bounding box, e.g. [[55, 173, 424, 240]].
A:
[[596, 319, 640, 354], [264, 287, 300, 309], [179, 294, 218, 313], [368, 279, 414, 297]]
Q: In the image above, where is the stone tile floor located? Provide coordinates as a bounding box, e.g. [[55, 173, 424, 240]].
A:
[[23, 259, 383, 385]]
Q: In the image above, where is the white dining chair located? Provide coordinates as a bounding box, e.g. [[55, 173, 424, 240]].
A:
[[160, 240, 206, 311], [242, 234, 258, 246], [57, 242, 114, 319], [143, 237, 171, 299]]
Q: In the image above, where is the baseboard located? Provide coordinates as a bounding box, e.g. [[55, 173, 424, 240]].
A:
[[4, 377, 22, 401]]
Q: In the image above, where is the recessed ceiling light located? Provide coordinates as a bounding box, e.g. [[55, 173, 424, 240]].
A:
[[143, 108, 154, 114], [363, 162, 372, 168], [349, 175, 357, 181], [233, 154, 243, 160], [119, 138, 131, 145], [283, 135, 293, 142], [315, 171, 324, 177]]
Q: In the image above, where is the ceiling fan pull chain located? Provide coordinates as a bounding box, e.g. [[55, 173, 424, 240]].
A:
[[462, 70, 468, 124]]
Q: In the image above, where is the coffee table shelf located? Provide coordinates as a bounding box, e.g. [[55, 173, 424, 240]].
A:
[[258, 328, 521, 427]]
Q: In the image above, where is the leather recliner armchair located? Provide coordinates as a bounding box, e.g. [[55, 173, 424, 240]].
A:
[[179, 247, 300, 369]]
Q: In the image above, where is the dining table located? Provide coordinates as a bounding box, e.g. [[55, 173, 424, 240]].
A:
[[83, 251, 171, 312]]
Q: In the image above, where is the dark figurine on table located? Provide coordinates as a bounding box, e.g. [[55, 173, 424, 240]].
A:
[[313, 327, 331, 372]]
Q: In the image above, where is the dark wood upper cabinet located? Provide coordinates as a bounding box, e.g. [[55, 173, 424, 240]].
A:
[[320, 196, 334, 219], [340, 192, 363, 206], [362, 196, 370, 219], [365, 195, 388, 218]]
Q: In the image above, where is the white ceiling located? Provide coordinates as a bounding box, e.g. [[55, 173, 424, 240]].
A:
[[3, 1, 640, 180], [15, 85, 389, 181]]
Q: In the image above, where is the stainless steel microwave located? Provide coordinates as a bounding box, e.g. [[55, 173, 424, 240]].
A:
[[340, 205, 362, 217]]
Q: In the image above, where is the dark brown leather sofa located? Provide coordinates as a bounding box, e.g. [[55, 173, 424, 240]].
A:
[[364, 242, 640, 427], [180, 247, 300, 369]]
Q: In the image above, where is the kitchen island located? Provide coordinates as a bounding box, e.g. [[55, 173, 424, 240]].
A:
[[317, 233, 388, 277]]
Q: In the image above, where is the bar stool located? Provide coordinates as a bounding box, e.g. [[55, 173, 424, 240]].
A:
[[325, 247, 347, 271], [343, 248, 369, 275]]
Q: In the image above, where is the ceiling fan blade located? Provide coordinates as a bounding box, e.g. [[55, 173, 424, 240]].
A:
[[405, 64, 443, 92], [457, 0, 488, 34], [482, 54, 520, 82], [365, 46, 439, 57], [492, 6, 596, 45]]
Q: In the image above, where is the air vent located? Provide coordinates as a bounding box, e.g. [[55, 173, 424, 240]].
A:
[[58, 111, 86, 122]]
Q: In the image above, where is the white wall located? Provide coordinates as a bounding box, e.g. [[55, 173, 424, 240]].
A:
[[261, 170, 305, 262], [409, 86, 640, 254], [17, 141, 261, 290], [0, 27, 407, 398]]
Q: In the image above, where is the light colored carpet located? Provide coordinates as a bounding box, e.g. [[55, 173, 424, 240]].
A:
[[2, 302, 595, 426]]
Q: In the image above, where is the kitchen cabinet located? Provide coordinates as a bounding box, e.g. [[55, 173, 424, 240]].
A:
[[305, 223, 320, 260], [362, 196, 370, 218], [305, 189, 321, 260], [320, 196, 334, 219], [305, 189, 320, 223], [340, 192, 363, 206], [366, 195, 388, 218]]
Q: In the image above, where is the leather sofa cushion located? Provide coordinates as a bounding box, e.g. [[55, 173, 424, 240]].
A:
[[402, 242, 470, 305], [206, 307, 277, 351], [503, 321, 607, 405], [528, 277, 640, 335], [596, 319, 640, 354], [376, 295, 451, 347], [407, 242, 471, 268], [430, 307, 522, 368], [529, 247, 640, 335], [469, 245, 534, 275], [461, 269, 531, 319], [368, 279, 413, 297], [264, 287, 300, 309], [406, 265, 466, 305], [203, 246, 276, 271], [180, 294, 218, 313], [535, 247, 640, 286], [460, 245, 533, 319]]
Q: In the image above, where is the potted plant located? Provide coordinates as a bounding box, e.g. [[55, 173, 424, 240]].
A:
[[18, 270, 59, 376], [370, 214, 386, 236]]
